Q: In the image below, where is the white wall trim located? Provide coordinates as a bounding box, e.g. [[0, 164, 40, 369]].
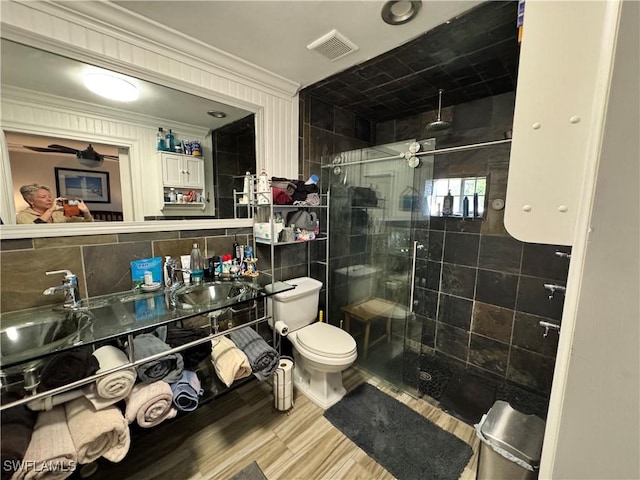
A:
[[0, 0, 299, 238]]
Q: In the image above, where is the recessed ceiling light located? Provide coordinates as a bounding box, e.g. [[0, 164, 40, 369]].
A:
[[207, 110, 227, 118], [83, 73, 139, 102], [381, 0, 422, 26]]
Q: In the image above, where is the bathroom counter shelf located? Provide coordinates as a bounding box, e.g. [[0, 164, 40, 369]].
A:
[[0, 276, 294, 411]]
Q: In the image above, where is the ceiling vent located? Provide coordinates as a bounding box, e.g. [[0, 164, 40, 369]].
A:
[[307, 30, 359, 61]]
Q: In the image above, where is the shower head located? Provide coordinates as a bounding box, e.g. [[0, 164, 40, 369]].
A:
[[426, 89, 451, 132]]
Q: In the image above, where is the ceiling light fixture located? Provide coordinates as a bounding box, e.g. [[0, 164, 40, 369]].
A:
[[83, 73, 139, 102], [207, 110, 227, 118], [381, 0, 422, 26]]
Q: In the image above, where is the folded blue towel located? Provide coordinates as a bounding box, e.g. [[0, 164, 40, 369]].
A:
[[170, 370, 203, 412], [229, 327, 279, 381]]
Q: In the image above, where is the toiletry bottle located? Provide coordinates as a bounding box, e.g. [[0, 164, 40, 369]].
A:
[[443, 190, 454, 216], [190, 243, 204, 284], [473, 193, 479, 217], [165, 129, 175, 152], [169, 188, 177, 203], [463, 196, 469, 217], [157, 127, 166, 151], [233, 235, 240, 262]]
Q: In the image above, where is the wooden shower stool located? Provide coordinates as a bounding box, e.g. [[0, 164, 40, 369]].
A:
[[342, 297, 398, 359]]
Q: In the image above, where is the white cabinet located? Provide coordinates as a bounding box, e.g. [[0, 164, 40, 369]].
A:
[[160, 152, 204, 189], [504, 1, 619, 246]]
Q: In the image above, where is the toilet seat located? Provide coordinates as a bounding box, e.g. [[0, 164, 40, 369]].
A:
[[295, 323, 357, 359]]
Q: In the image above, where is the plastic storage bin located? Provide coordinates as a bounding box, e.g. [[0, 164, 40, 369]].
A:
[[476, 400, 546, 480]]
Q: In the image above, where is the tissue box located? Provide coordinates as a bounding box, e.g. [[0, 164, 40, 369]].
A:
[[130, 257, 162, 288], [253, 222, 284, 242]]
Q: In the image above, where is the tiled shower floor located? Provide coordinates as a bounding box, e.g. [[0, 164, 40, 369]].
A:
[[357, 339, 550, 426]]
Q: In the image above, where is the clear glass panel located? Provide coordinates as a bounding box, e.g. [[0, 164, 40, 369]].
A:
[[327, 138, 434, 396]]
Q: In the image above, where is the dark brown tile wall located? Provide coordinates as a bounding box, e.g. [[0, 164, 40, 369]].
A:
[[0, 227, 256, 313]]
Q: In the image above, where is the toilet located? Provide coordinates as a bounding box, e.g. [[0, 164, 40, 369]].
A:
[[268, 277, 357, 409]]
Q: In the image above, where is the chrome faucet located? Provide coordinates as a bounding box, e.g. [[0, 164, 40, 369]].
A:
[[164, 257, 189, 291], [43, 270, 82, 309]]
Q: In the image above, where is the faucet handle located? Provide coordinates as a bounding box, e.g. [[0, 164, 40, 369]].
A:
[[46, 269, 76, 280]]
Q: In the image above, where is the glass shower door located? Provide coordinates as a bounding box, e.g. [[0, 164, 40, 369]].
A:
[[326, 139, 434, 395]]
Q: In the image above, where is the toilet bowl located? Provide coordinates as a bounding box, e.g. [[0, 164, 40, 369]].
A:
[[288, 323, 357, 409], [268, 277, 357, 409]]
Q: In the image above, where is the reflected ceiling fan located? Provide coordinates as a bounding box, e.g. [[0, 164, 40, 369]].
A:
[[24, 144, 119, 167]]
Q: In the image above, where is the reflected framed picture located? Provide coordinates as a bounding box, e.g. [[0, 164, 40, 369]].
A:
[[55, 167, 110, 203]]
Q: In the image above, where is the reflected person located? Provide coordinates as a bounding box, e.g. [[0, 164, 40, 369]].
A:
[[16, 184, 93, 224]]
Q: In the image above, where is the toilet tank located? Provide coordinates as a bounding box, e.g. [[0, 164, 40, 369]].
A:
[[335, 264, 379, 304], [268, 277, 322, 332]]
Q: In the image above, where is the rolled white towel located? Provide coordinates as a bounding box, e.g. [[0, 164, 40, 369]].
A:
[[124, 381, 177, 428], [12, 406, 77, 480], [64, 397, 130, 464], [83, 346, 136, 410]]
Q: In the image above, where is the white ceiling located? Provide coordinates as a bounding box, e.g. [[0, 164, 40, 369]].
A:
[[112, 0, 483, 88]]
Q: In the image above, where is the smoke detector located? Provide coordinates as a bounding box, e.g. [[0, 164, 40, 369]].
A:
[[307, 30, 359, 61]]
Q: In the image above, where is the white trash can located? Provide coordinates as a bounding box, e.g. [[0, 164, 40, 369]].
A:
[[475, 401, 546, 480]]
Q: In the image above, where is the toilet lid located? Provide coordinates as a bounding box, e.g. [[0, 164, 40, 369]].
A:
[[297, 323, 356, 357]]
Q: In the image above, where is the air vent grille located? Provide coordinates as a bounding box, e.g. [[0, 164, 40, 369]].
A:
[[307, 29, 359, 61]]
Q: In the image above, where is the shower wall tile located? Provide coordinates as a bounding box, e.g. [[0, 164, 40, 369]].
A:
[[513, 311, 560, 357], [516, 276, 566, 320], [443, 232, 480, 267], [355, 116, 373, 143], [310, 97, 334, 131], [508, 347, 556, 393], [334, 106, 355, 138], [472, 302, 514, 343], [469, 334, 509, 375], [421, 315, 436, 348], [415, 287, 438, 319], [375, 120, 395, 144], [441, 263, 476, 299], [475, 269, 518, 309], [438, 294, 473, 330], [308, 126, 336, 162], [428, 230, 444, 261], [521, 243, 571, 281], [478, 235, 522, 273], [395, 113, 424, 140], [436, 323, 469, 362], [429, 217, 446, 231], [446, 218, 482, 234], [426, 261, 442, 291]]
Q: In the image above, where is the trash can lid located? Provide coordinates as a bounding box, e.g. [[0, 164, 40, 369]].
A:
[[480, 401, 546, 466]]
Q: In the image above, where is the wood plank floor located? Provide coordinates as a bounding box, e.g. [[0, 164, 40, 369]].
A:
[[88, 368, 480, 480]]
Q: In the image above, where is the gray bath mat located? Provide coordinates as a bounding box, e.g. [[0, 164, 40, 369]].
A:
[[230, 461, 268, 480], [324, 382, 473, 480]]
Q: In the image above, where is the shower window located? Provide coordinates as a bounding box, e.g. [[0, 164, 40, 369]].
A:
[[426, 176, 486, 217]]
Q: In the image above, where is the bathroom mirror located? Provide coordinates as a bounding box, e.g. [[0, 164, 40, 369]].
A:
[[0, 38, 258, 235]]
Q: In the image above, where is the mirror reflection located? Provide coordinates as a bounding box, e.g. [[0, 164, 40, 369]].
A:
[[1, 39, 256, 225]]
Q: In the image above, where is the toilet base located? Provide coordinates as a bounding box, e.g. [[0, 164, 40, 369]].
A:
[[293, 368, 346, 409]]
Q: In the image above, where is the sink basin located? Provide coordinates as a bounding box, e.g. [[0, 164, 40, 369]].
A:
[[0, 308, 94, 372], [172, 281, 256, 311]]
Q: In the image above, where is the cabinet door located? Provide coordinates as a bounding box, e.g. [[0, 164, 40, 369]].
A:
[[183, 156, 204, 189], [162, 153, 185, 187]]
